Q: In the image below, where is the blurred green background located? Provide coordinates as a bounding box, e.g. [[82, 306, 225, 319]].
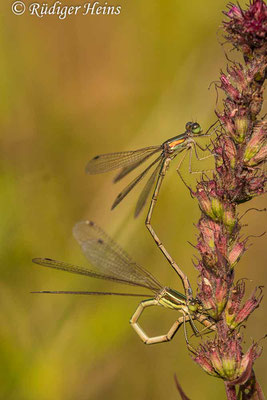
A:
[[0, 0, 266, 399]]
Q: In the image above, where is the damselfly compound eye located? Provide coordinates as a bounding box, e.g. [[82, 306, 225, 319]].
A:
[[188, 300, 199, 312], [191, 123, 202, 134], [185, 121, 193, 130]]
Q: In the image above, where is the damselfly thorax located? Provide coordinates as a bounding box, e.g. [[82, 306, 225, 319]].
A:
[[156, 287, 188, 309], [163, 132, 195, 155]]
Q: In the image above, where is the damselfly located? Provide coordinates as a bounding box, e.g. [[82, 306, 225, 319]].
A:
[[86, 121, 217, 298], [32, 220, 214, 345], [86, 122, 216, 217]]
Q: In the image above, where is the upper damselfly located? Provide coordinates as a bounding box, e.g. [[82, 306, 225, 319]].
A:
[[32, 220, 214, 345], [86, 121, 216, 217], [86, 121, 217, 298]]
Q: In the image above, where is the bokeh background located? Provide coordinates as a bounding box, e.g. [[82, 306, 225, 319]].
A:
[[0, 0, 266, 399]]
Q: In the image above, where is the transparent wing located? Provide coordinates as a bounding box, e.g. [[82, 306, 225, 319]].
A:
[[86, 146, 161, 174], [32, 258, 158, 292], [31, 290, 152, 297], [111, 155, 162, 210], [113, 148, 162, 182], [73, 221, 162, 292], [134, 161, 163, 218]]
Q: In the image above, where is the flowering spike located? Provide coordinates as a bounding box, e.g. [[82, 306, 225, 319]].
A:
[[234, 116, 249, 143], [190, 1, 266, 396], [244, 121, 267, 166], [223, 0, 267, 52], [225, 284, 263, 329], [193, 322, 262, 383]]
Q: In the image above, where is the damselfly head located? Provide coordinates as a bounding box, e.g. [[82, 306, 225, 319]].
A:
[[185, 122, 202, 136], [188, 298, 202, 313]]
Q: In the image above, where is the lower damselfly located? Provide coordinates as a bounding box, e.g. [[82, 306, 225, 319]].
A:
[[86, 121, 218, 298], [32, 220, 214, 345]]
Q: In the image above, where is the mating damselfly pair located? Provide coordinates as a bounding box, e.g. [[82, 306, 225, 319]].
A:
[[33, 121, 217, 345], [86, 120, 218, 297]]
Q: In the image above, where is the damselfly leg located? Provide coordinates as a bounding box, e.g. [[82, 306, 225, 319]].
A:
[[181, 312, 217, 354]]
